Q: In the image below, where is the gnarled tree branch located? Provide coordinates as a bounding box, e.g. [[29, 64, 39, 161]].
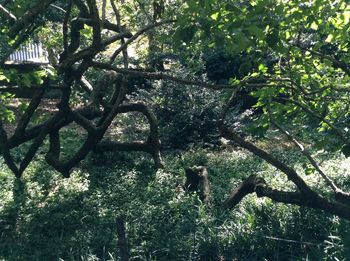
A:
[[0, 4, 17, 22], [8, 0, 56, 38], [223, 174, 350, 220]]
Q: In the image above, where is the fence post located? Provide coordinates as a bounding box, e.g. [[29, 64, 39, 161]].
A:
[[116, 216, 129, 261]]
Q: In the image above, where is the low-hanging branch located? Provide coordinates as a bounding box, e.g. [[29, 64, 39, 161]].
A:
[[13, 87, 45, 139], [219, 122, 315, 195], [44, 102, 163, 176], [110, 0, 129, 69], [295, 44, 350, 77], [223, 174, 350, 220], [58, 31, 132, 70], [93, 62, 240, 90], [109, 19, 176, 64], [8, 0, 56, 38], [0, 122, 22, 178], [0, 4, 17, 22], [268, 113, 350, 204], [1, 0, 166, 178], [220, 90, 350, 219], [92, 62, 289, 90], [1, 72, 164, 177], [76, 18, 132, 36], [278, 97, 350, 145]]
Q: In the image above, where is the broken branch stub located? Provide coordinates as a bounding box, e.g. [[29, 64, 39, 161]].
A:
[[185, 166, 211, 204]]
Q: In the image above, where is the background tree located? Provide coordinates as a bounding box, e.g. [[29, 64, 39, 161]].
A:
[[173, 0, 350, 218], [0, 0, 170, 177], [0, 0, 350, 250], [1, 0, 350, 260]]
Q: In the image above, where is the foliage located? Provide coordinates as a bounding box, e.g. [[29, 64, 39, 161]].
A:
[[133, 70, 223, 149], [0, 93, 15, 122], [1, 0, 350, 259], [175, 0, 350, 151], [1, 133, 350, 260]]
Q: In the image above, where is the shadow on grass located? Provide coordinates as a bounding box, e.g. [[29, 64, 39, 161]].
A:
[[0, 167, 121, 260], [0, 148, 350, 260]]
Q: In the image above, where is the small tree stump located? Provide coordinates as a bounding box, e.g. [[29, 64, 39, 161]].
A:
[[185, 166, 211, 204], [116, 216, 129, 261]]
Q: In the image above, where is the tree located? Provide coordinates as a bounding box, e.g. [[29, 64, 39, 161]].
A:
[[0, 0, 169, 177], [175, 0, 350, 219], [0, 0, 227, 176], [1, 0, 350, 221]]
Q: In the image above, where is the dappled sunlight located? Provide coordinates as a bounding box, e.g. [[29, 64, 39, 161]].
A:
[[1, 0, 350, 259]]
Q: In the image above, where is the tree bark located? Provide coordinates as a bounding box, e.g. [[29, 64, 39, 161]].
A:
[[223, 175, 350, 220], [185, 166, 211, 204], [8, 0, 56, 38], [116, 216, 129, 261]]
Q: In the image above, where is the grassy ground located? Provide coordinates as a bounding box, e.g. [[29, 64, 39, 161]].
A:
[[1, 129, 350, 260]]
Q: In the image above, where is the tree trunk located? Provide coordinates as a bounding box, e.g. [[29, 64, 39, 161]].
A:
[[185, 166, 211, 204]]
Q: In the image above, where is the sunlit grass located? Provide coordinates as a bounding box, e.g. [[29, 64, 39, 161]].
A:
[[1, 132, 350, 260]]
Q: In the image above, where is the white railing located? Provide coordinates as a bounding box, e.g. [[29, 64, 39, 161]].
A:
[[7, 42, 48, 64]]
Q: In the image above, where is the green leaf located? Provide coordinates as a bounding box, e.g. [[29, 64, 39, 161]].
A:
[[304, 167, 316, 175], [44, 66, 57, 79], [188, 0, 197, 10], [266, 29, 279, 47], [275, 4, 284, 15], [123, 5, 133, 14], [22, 74, 32, 87], [310, 21, 318, 30], [247, 25, 265, 39], [174, 25, 197, 46], [235, 32, 250, 51], [0, 72, 9, 82], [325, 34, 334, 43], [81, 24, 93, 38], [210, 12, 219, 21], [258, 64, 268, 73]]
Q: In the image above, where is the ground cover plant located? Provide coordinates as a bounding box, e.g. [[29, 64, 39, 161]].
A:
[[1, 0, 350, 260], [1, 133, 350, 260]]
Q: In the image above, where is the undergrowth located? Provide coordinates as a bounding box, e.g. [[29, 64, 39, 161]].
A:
[[0, 131, 350, 260]]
